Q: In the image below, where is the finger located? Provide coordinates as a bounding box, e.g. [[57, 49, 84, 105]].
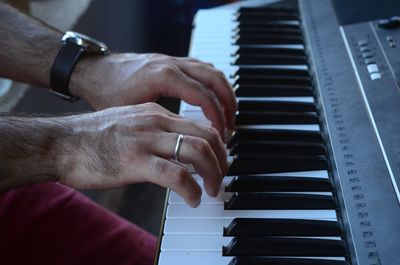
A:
[[162, 117, 228, 175], [175, 60, 237, 130], [146, 133, 223, 197], [157, 66, 226, 137], [146, 156, 202, 207], [181, 57, 215, 68], [138, 102, 181, 119]]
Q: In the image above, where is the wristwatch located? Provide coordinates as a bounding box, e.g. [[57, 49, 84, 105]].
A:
[[50, 31, 109, 101]]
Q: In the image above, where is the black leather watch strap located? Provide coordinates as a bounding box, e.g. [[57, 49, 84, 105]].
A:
[[50, 40, 86, 101]]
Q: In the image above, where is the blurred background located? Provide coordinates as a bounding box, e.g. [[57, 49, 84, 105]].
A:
[[1, 0, 236, 236]]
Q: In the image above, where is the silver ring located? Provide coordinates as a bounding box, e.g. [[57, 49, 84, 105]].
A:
[[174, 134, 184, 161]]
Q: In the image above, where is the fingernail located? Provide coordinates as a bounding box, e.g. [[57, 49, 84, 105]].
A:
[[192, 198, 201, 208]]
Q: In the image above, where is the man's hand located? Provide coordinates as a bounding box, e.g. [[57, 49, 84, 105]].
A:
[[56, 103, 227, 207], [69, 53, 237, 137]]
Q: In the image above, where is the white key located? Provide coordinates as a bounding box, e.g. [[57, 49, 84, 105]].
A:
[[159, 251, 231, 265], [167, 204, 337, 220], [161, 235, 231, 251], [236, 124, 321, 131], [161, 235, 343, 251], [164, 216, 336, 235], [158, 252, 346, 265], [164, 218, 232, 235], [235, 170, 330, 179], [236, 96, 315, 103]]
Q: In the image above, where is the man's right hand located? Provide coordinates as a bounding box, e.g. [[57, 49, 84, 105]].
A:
[[56, 103, 227, 208]]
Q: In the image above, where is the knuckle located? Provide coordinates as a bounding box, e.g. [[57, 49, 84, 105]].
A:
[[207, 126, 220, 142], [143, 102, 164, 111], [192, 138, 211, 156], [145, 113, 166, 125], [152, 158, 169, 175], [170, 167, 189, 187], [158, 65, 177, 77]]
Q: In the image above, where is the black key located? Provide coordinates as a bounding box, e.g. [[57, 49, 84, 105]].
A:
[[236, 12, 299, 22], [236, 22, 301, 31], [238, 100, 317, 112], [232, 67, 310, 78], [235, 34, 304, 45], [223, 218, 342, 236], [235, 111, 319, 124], [229, 257, 348, 265], [228, 154, 328, 175], [234, 27, 302, 36], [232, 46, 305, 57], [225, 175, 332, 192], [224, 193, 336, 210], [223, 237, 347, 256], [233, 54, 308, 65], [228, 129, 324, 148], [235, 84, 313, 97], [230, 141, 326, 156], [238, 20, 301, 28], [238, 7, 298, 14], [234, 75, 311, 86]]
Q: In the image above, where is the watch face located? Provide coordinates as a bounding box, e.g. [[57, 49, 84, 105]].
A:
[[62, 31, 109, 54]]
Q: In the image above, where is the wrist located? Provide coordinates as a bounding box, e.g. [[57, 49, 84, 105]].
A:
[[0, 116, 70, 191], [68, 54, 104, 100]]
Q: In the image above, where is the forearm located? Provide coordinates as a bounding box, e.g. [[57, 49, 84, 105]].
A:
[[0, 2, 61, 87], [0, 114, 66, 191]]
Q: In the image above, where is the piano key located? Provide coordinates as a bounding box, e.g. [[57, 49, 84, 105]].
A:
[[224, 193, 336, 210], [228, 129, 324, 148], [251, 170, 330, 179], [163, 216, 337, 235], [238, 100, 317, 111], [235, 111, 319, 125], [238, 20, 301, 28], [233, 54, 308, 65], [223, 237, 347, 256], [235, 84, 314, 97], [234, 75, 312, 86], [234, 34, 304, 45], [237, 96, 315, 103], [162, 235, 342, 252], [228, 154, 328, 175], [232, 45, 305, 56], [164, 218, 232, 235], [158, 251, 232, 265], [236, 11, 299, 22], [161, 234, 231, 251], [225, 175, 332, 192], [169, 190, 232, 204], [234, 27, 302, 37], [236, 124, 320, 131], [238, 6, 299, 14], [224, 192, 336, 210], [233, 65, 309, 77], [223, 218, 342, 237], [229, 141, 326, 156], [170, 177, 332, 204], [158, 252, 346, 265], [167, 204, 337, 220], [229, 257, 348, 265]]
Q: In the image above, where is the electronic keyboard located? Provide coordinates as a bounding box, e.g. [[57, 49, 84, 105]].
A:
[[156, 0, 400, 264]]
